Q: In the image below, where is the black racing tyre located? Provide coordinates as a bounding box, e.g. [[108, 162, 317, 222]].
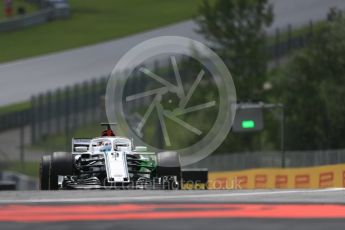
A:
[[49, 165, 59, 190], [39, 155, 58, 190], [156, 151, 182, 190], [39, 155, 51, 190], [51, 152, 74, 176]]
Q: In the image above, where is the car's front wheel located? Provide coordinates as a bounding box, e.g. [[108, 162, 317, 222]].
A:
[[39, 155, 58, 190]]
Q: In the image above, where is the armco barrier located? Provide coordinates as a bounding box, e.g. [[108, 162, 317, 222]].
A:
[[0, 9, 53, 32], [0, 2, 69, 33], [0, 171, 37, 190], [208, 163, 345, 189]]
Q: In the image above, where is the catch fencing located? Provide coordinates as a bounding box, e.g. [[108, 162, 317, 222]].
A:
[[0, 16, 324, 133], [266, 22, 315, 68], [0, 76, 108, 140], [0, 18, 332, 149], [30, 77, 109, 144]]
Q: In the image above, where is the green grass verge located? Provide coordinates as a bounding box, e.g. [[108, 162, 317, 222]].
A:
[[0, 0, 38, 20], [31, 122, 105, 152], [0, 0, 203, 63], [0, 101, 30, 116]]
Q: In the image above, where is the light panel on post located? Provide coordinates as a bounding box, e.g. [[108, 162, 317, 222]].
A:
[[232, 103, 264, 132]]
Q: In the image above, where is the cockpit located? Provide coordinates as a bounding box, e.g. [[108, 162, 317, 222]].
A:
[[89, 137, 132, 153], [113, 138, 132, 152], [90, 138, 112, 153]]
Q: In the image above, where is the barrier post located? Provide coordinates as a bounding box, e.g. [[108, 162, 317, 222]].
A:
[[82, 81, 88, 125], [56, 89, 61, 134], [37, 94, 44, 142], [30, 96, 36, 144], [73, 84, 79, 130], [64, 87, 70, 151], [20, 113, 25, 171], [46, 91, 52, 136], [281, 105, 285, 168], [287, 24, 292, 52], [91, 79, 97, 122], [275, 28, 280, 67]]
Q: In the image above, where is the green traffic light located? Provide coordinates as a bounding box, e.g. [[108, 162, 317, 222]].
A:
[[242, 120, 255, 129]]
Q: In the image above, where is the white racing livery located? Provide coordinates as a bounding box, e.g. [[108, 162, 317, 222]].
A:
[[39, 124, 205, 190]]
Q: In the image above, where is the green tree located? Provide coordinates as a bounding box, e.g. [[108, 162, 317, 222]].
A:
[[273, 15, 345, 150], [196, 0, 273, 100], [196, 0, 273, 153]]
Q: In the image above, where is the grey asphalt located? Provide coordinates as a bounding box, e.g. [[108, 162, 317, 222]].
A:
[[1, 189, 345, 230], [2, 219, 345, 230], [0, 188, 344, 204], [1, 0, 345, 106]]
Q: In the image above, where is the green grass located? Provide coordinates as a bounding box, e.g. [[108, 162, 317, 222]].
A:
[[0, 0, 37, 20], [3, 161, 39, 178], [31, 122, 106, 152], [0, 101, 30, 115], [0, 0, 203, 63]]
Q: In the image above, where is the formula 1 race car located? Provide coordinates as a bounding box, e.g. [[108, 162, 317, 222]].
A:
[[39, 124, 207, 190]]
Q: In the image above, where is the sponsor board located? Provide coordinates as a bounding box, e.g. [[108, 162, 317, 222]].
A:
[[208, 163, 345, 189]]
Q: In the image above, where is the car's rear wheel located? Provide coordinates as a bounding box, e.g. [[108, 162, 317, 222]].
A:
[[156, 151, 182, 190]]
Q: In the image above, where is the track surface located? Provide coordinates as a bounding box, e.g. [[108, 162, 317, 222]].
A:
[[1, 189, 345, 204], [1, 189, 345, 230], [1, 0, 345, 106]]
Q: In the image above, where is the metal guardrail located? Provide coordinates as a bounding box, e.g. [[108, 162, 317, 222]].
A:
[[0, 8, 53, 32], [0, 1, 70, 33], [0, 171, 37, 190]]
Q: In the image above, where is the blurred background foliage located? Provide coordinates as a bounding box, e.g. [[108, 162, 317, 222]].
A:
[[196, 0, 345, 153], [272, 12, 345, 150], [2, 0, 345, 157], [26, 0, 345, 154]]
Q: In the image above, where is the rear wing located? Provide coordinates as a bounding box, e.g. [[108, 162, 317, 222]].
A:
[[72, 138, 91, 152]]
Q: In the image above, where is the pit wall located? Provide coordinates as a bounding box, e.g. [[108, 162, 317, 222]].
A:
[[207, 163, 345, 189]]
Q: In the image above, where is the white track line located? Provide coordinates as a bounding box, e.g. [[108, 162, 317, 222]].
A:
[[0, 188, 345, 204]]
